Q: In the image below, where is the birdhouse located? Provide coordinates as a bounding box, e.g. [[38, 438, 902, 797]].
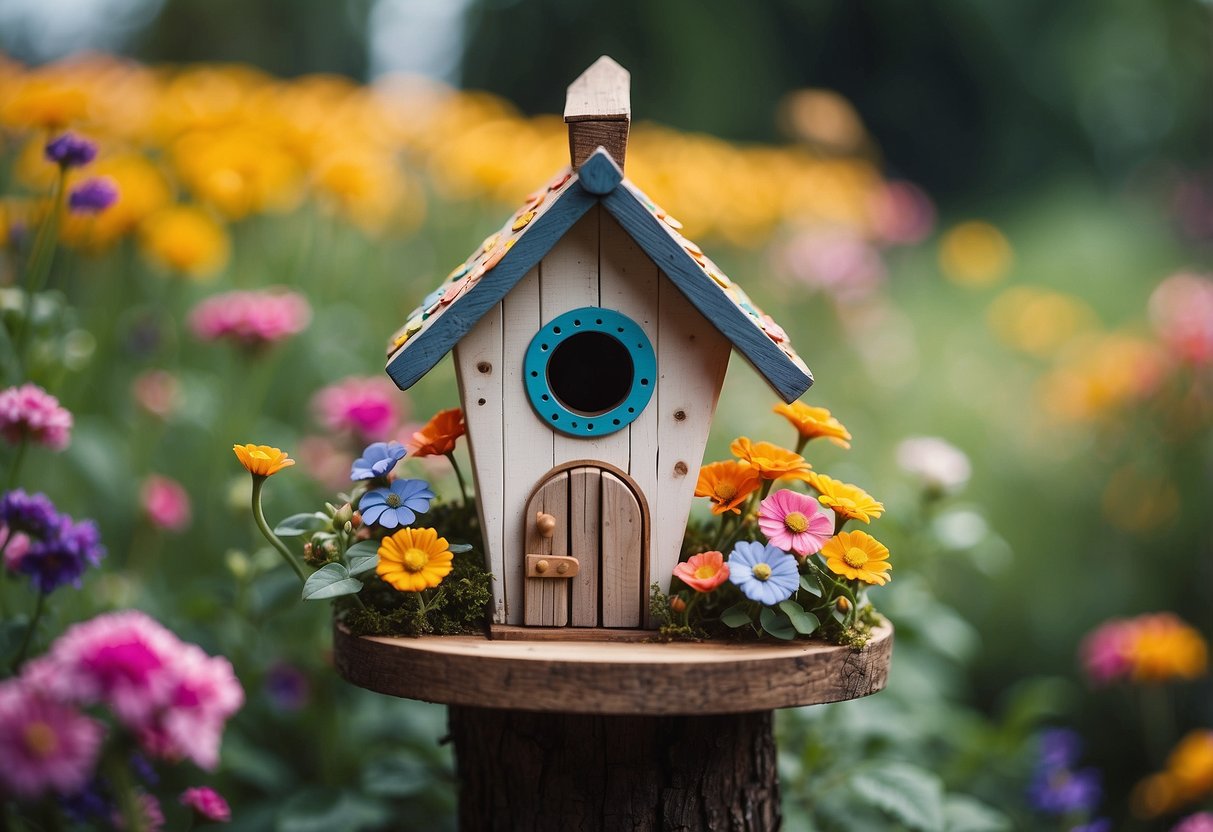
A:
[[385, 57, 813, 632]]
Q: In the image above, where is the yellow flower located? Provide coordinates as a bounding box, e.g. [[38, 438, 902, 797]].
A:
[[820, 530, 891, 585], [1, 76, 89, 129], [1126, 613, 1208, 683], [805, 472, 884, 523], [694, 461, 762, 515], [938, 220, 1012, 287], [139, 205, 230, 278], [729, 437, 811, 480], [377, 527, 453, 592], [233, 444, 295, 477], [773, 402, 852, 449]]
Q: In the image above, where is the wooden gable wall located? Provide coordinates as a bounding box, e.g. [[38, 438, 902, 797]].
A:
[[454, 206, 731, 625]]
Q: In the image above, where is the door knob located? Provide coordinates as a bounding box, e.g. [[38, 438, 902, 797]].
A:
[[535, 512, 556, 538]]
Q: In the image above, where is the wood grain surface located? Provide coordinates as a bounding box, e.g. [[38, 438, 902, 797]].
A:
[[334, 619, 893, 715]]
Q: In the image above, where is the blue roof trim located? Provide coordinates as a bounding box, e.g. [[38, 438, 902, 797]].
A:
[[600, 185, 813, 403]]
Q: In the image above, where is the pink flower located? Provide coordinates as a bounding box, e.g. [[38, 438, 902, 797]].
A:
[[131, 370, 181, 420], [141, 475, 191, 532], [1, 527, 30, 572], [312, 376, 406, 442], [673, 551, 730, 593], [180, 786, 232, 823], [774, 227, 887, 304], [114, 792, 165, 831], [867, 180, 935, 246], [188, 288, 311, 350], [1174, 813, 1213, 832], [28, 611, 244, 769], [758, 489, 832, 556], [0, 679, 104, 799], [0, 383, 72, 450], [1080, 619, 1135, 684], [1148, 272, 1213, 365]]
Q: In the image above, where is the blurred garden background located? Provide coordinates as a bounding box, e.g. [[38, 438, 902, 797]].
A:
[[0, 0, 1211, 829]]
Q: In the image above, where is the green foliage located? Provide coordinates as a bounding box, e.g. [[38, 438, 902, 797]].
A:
[[342, 550, 492, 638]]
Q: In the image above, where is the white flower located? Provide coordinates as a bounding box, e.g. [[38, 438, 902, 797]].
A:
[[896, 436, 971, 495]]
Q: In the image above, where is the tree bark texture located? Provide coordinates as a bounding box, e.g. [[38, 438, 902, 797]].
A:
[[448, 706, 781, 832]]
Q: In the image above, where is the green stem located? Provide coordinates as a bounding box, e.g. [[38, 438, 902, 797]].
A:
[[15, 168, 66, 361], [11, 591, 46, 672], [104, 753, 145, 832], [445, 452, 469, 508], [794, 435, 808, 456], [6, 440, 26, 491], [250, 475, 307, 583]]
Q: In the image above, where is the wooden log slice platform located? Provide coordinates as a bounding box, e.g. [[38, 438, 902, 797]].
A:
[[334, 622, 892, 831], [333, 619, 893, 715]]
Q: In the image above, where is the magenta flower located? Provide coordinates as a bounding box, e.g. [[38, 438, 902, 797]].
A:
[[68, 176, 119, 214], [188, 288, 311, 350], [44, 133, 97, 168], [312, 376, 405, 442], [1, 527, 30, 572], [180, 786, 232, 823], [0, 680, 104, 799], [1174, 813, 1213, 832], [137, 644, 243, 769], [758, 489, 832, 557], [0, 383, 73, 450], [140, 475, 191, 532], [1079, 619, 1134, 684]]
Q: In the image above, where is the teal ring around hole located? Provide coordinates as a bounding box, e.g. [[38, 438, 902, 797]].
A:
[[523, 307, 655, 438]]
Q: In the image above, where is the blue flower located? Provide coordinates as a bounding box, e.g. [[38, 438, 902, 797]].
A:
[[1027, 766, 1101, 816], [44, 133, 98, 168], [359, 479, 434, 529], [727, 541, 798, 605], [350, 441, 407, 481]]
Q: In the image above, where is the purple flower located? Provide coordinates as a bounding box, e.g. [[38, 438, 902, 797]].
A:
[[44, 133, 97, 169], [68, 176, 118, 214], [0, 490, 61, 539], [1070, 822, 1112, 832], [359, 478, 434, 529], [1027, 766, 1102, 816], [350, 441, 406, 481], [264, 661, 310, 712], [19, 516, 105, 593], [1038, 728, 1083, 771], [727, 541, 799, 605]]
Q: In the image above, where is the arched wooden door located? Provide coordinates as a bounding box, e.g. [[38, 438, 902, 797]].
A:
[[523, 465, 646, 627]]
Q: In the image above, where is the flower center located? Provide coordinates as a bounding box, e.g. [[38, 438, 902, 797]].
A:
[[715, 483, 737, 502], [784, 512, 808, 533], [22, 722, 58, 759], [752, 563, 772, 581], [694, 564, 718, 580], [843, 547, 868, 568], [385, 493, 402, 508], [402, 548, 429, 572]]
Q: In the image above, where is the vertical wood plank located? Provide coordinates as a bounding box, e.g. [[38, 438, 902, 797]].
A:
[[524, 472, 569, 626], [502, 267, 554, 624], [601, 471, 643, 627], [453, 304, 505, 622], [651, 278, 731, 611], [569, 467, 601, 627]]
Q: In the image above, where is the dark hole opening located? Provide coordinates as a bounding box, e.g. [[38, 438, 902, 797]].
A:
[[547, 331, 633, 416]]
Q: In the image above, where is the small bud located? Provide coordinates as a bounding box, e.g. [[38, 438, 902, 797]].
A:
[[836, 597, 851, 613], [324, 502, 339, 516], [343, 521, 353, 534], [670, 596, 687, 614], [334, 503, 354, 525], [351, 511, 362, 526]]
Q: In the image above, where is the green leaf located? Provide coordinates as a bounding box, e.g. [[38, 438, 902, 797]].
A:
[[274, 512, 330, 537], [302, 563, 363, 600], [943, 795, 1013, 831], [720, 602, 752, 628], [849, 762, 944, 832], [759, 607, 796, 640], [448, 543, 473, 553], [276, 788, 390, 832], [344, 540, 380, 576], [778, 600, 820, 635], [799, 572, 823, 596]]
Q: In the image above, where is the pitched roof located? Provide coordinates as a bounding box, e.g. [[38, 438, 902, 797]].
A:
[[385, 149, 813, 403]]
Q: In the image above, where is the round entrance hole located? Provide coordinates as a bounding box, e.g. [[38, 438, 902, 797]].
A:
[[546, 331, 633, 415]]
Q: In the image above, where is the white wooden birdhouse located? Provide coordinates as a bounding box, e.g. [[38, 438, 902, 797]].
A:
[[385, 57, 812, 631]]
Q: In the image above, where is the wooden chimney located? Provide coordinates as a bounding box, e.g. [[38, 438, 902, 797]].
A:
[[564, 56, 630, 171]]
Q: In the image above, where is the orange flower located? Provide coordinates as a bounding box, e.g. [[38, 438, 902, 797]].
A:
[[1133, 730, 1213, 817], [1126, 613, 1208, 683], [233, 444, 295, 477], [729, 438, 811, 480], [407, 408, 466, 457], [773, 402, 852, 449], [694, 461, 761, 515], [673, 551, 730, 592], [805, 472, 884, 523], [820, 530, 891, 585]]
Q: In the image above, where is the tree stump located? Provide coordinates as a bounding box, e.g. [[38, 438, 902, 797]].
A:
[[333, 621, 893, 831], [449, 707, 780, 832]]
